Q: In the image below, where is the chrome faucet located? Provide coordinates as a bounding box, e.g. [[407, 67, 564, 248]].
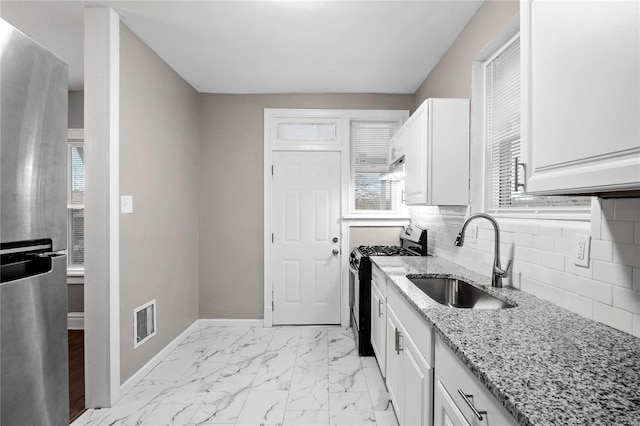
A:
[[454, 213, 511, 288]]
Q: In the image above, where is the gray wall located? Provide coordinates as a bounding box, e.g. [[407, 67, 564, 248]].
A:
[[198, 93, 414, 319], [414, 0, 519, 107], [68, 90, 84, 128], [119, 23, 200, 383]]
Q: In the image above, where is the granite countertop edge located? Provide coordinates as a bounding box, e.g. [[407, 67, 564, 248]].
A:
[[371, 255, 640, 426]]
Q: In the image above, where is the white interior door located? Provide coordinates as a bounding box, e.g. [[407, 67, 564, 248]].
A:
[[272, 151, 341, 325]]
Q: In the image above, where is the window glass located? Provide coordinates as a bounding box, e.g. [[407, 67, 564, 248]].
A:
[[485, 36, 590, 211], [68, 140, 84, 269], [351, 121, 400, 212]]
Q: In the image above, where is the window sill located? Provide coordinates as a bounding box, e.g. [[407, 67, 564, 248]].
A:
[[487, 206, 591, 223], [342, 216, 411, 227]]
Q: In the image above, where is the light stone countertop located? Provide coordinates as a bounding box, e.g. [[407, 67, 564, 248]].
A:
[[371, 255, 640, 426]]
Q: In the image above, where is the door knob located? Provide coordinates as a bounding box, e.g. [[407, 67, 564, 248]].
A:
[[332, 237, 339, 243], [332, 249, 339, 256]]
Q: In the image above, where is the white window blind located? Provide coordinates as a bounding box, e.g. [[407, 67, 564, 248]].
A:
[[67, 140, 84, 268], [485, 36, 590, 211], [351, 121, 399, 212]]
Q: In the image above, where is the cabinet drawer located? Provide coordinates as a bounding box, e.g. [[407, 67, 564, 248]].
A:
[[435, 337, 517, 426], [387, 282, 434, 365], [371, 264, 386, 297]]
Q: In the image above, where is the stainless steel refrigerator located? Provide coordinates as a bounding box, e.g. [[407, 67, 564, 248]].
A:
[[0, 19, 69, 426]]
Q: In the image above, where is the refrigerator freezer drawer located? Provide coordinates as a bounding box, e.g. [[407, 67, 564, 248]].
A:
[[1, 255, 69, 426]]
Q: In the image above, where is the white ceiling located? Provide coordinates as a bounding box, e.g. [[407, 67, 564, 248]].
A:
[[1, 1, 483, 94]]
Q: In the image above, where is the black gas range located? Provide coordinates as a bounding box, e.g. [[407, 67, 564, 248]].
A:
[[348, 224, 429, 356]]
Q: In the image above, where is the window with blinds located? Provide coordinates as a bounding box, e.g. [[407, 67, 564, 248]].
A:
[[68, 139, 84, 269], [485, 35, 590, 212], [351, 121, 400, 212]]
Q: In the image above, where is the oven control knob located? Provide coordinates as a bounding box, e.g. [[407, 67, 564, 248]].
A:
[[332, 249, 339, 256]]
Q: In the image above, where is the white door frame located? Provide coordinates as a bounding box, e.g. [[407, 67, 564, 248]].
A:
[[264, 108, 409, 328], [264, 109, 348, 327]]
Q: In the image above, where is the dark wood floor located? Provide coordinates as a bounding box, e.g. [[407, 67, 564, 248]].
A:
[[68, 330, 86, 423]]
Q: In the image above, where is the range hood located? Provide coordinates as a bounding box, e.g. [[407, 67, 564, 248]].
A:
[[380, 158, 405, 181]]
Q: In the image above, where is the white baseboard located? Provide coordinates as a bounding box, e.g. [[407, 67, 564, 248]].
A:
[[68, 312, 85, 330], [263, 307, 273, 327], [341, 306, 350, 328], [199, 318, 265, 328], [120, 319, 199, 396]]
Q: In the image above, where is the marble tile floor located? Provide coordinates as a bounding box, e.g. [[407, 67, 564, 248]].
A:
[[72, 325, 398, 426]]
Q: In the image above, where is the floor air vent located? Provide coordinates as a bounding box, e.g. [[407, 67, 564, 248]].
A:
[[134, 300, 156, 348]]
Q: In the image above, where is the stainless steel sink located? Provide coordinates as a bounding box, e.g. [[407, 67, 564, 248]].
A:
[[407, 276, 514, 309]]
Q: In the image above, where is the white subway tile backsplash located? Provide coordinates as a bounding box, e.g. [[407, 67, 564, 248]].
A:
[[593, 302, 633, 334], [562, 292, 593, 319], [613, 198, 640, 221], [562, 227, 589, 240], [549, 270, 580, 294], [590, 198, 602, 239], [601, 199, 615, 217], [601, 221, 636, 244], [578, 277, 613, 305], [554, 238, 574, 256], [612, 286, 640, 315], [542, 251, 565, 271], [613, 243, 640, 268], [412, 197, 640, 336], [538, 225, 564, 238], [564, 257, 593, 278], [592, 261, 633, 288], [533, 235, 555, 251], [590, 240, 613, 262], [514, 233, 534, 247]]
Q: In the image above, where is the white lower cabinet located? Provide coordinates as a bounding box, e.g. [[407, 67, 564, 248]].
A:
[[434, 336, 518, 426], [370, 271, 386, 377], [386, 302, 433, 426]]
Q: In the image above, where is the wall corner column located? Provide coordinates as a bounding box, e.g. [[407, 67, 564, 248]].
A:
[[84, 6, 120, 407]]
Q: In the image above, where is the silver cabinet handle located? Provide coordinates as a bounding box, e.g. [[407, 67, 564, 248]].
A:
[[514, 156, 525, 192], [395, 328, 403, 355], [332, 249, 339, 256], [457, 389, 487, 421], [378, 300, 383, 317]]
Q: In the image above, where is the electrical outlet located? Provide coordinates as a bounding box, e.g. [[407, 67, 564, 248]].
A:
[[121, 195, 133, 214], [573, 234, 591, 268]]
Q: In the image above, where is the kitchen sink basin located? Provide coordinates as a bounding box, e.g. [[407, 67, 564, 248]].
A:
[[407, 276, 514, 309]]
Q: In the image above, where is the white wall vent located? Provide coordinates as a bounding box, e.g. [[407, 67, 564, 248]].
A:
[[134, 300, 156, 348]]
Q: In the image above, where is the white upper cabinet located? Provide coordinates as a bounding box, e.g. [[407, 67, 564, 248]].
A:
[[521, 0, 640, 195], [404, 98, 470, 206]]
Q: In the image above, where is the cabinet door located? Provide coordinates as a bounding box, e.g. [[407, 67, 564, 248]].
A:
[[405, 104, 428, 205], [401, 332, 432, 426], [434, 381, 471, 426], [522, 0, 640, 195], [385, 305, 402, 418], [370, 281, 386, 376]]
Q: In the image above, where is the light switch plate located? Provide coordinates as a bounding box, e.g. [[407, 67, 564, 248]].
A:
[[573, 234, 591, 268], [121, 195, 133, 214]]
